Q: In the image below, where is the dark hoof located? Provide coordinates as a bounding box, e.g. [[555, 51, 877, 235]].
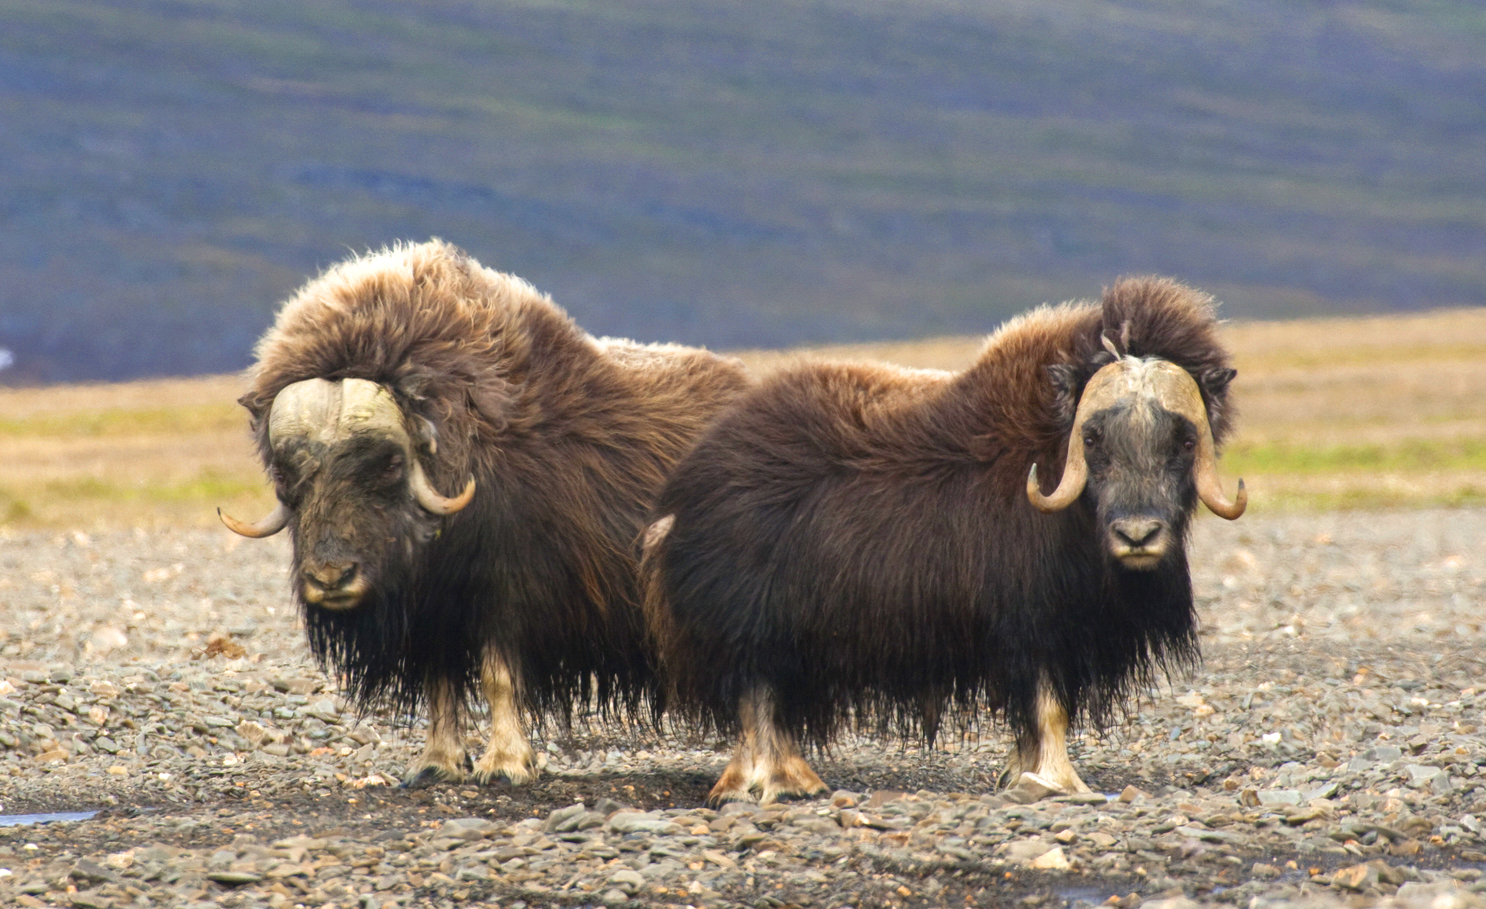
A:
[[469, 770, 518, 788], [401, 766, 457, 789]]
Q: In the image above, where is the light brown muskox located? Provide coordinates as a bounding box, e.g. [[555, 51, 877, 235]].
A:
[[644, 276, 1244, 805], [221, 239, 749, 786]]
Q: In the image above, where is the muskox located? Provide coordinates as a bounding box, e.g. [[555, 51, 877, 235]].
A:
[[221, 239, 749, 786], [643, 276, 1245, 804]]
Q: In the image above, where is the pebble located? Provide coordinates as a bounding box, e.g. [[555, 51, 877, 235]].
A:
[[0, 514, 1483, 907]]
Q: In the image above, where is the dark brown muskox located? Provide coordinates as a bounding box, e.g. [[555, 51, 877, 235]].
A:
[[643, 276, 1245, 805], [220, 239, 749, 786]]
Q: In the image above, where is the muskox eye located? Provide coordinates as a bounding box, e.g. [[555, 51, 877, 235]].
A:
[[1182, 437, 1196, 452], [385, 454, 404, 477], [1083, 432, 1098, 448]]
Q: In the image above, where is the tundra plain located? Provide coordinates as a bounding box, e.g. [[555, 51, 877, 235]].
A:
[[4, 306, 1486, 531]]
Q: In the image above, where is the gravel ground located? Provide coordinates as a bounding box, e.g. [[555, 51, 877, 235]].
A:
[[1, 508, 1483, 908]]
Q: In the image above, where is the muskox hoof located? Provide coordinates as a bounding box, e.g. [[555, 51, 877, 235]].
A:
[[402, 756, 473, 789], [706, 767, 828, 807], [995, 763, 1017, 791], [704, 784, 757, 808], [469, 765, 537, 788], [401, 766, 452, 789], [470, 741, 539, 787]]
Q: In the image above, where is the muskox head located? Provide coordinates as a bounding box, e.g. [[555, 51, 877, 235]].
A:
[[1027, 341, 1245, 569], [219, 377, 474, 609]]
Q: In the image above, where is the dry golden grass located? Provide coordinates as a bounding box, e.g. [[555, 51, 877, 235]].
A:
[[4, 307, 1485, 531]]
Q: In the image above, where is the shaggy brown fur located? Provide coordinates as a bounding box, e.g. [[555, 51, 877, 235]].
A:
[[238, 238, 749, 784], [644, 276, 1238, 803]]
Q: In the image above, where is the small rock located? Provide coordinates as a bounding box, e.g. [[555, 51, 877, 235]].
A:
[[69, 859, 117, 885], [1002, 772, 1063, 804], [1389, 838, 1423, 857], [443, 817, 497, 840], [609, 868, 645, 896], [68, 891, 113, 909], [1173, 826, 1245, 844], [864, 790, 906, 809], [271, 677, 320, 695], [1000, 839, 1055, 864], [1059, 791, 1111, 805], [304, 697, 339, 721], [1285, 805, 1331, 825], [1256, 789, 1302, 807], [1331, 862, 1379, 892], [206, 870, 263, 885], [1030, 845, 1070, 870], [1117, 785, 1149, 804], [88, 625, 129, 655], [607, 811, 683, 835], [545, 802, 588, 833]]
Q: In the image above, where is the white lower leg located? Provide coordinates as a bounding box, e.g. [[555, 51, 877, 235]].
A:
[[709, 689, 826, 805], [409, 677, 468, 784], [472, 655, 537, 785], [1005, 684, 1090, 794]]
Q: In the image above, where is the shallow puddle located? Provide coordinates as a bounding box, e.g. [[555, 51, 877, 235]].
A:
[[0, 810, 98, 827]]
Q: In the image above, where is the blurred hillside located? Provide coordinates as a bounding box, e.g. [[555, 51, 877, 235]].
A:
[[2, 0, 1483, 384]]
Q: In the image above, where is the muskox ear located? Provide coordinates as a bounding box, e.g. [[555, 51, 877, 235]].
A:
[[413, 415, 441, 456], [1199, 366, 1237, 396], [1046, 362, 1080, 427], [468, 375, 514, 432], [1197, 366, 1236, 438]]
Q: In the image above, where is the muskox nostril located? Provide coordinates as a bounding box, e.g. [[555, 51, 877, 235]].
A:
[[307, 561, 357, 591], [1113, 519, 1163, 548]]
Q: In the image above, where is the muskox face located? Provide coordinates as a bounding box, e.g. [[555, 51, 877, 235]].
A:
[[220, 378, 474, 610], [1028, 352, 1245, 570], [1077, 399, 1204, 569]]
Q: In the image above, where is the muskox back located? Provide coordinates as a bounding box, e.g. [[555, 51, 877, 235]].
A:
[[227, 239, 750, 786]]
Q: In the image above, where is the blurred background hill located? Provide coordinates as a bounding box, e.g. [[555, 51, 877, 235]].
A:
[[2, 0, 1483, 384]]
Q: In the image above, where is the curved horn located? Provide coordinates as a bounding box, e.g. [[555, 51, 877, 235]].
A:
[[218, 501, 291, 538], [1027, 356, 1137, 513], [1193, 437, 1246, 519], [409, 459, 475, 515], [1145, 361, 1246, 520], [1027, 443, 1088, 513]]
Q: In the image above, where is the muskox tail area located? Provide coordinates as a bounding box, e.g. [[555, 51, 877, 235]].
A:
[[638, 510, 769, 739], [638, 514, 687, 726]]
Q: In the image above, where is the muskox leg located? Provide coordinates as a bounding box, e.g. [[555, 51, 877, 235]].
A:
[[709, 689, 827, 807], [470, 654, 538, 786], [1000, 683, 1092, 795], [404, 675, 470, 788]]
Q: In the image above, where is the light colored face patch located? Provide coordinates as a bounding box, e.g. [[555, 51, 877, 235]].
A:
[[1080, 356, 1204, 427], [268, 378, 411, 450]]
